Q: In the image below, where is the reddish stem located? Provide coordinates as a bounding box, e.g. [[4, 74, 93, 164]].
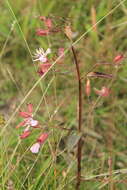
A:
[[71, 45, 82, 190]]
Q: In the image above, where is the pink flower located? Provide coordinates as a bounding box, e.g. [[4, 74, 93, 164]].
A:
[[30, 133, 49, 154], [37, 133, 49, 144], [94, 86, 110, 97], [39, 16, 52, 29], [38, 63, 52, 76], [20, 130, 31, 139], [16, 118, 38, 129], [16, 104, 39, 134], [36, 16, 59, 36], [19, 112, 31, 118], [16, 105, 49, 154], [44, 18, 52, 29], [36, 29, 50, 36], [19, 103, 33, 118], [113, 54, 124, 63], [33, 48, 51, 63], [16, 120, 27, 129]]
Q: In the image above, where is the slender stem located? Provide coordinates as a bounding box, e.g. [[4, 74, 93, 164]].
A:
[[71, 45, 82, 190], [81, 168, 127, 181]]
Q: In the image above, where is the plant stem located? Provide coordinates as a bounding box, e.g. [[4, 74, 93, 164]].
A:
[[71, 45, 82, 190]]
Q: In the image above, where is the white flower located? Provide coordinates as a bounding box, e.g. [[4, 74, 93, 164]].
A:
[[33, 48, 51, 63], [30, 142, 40, 154], [30, 119, 38, 127]]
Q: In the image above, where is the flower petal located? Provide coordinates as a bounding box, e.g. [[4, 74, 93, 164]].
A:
[[39, 56, 47, 63], [94, 87, 110, 97], [16, 120, 27, 129], [30, 142, 40, 154], [19, 111, 31, 118], [40, 63, 52, 73], [30, 119, 39, 127], [45, 48, 51, 55]]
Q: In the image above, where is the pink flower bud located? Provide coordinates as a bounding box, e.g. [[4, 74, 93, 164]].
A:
[[16, 120, 26, 129], [27, 103, 33, 113], [94, 86, 110, 97], [36, 29, 49, 36], [39, 16, 52, 29], [44, 18, 52, 29], [30, 142, 40, 154], [113, 54, 124, 63], [37, 133, 49, 144], [19, 111, 31, 118], [20, 130, 31, 139], [85, 79, 91, 97]]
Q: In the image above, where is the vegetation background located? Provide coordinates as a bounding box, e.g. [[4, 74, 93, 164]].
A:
[[1, 0, 127, 189]]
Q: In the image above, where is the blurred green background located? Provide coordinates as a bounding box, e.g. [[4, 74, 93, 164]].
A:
[[1, 0, 127, 189]]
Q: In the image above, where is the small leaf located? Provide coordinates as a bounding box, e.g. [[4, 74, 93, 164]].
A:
[[67, 133, 82, 151]]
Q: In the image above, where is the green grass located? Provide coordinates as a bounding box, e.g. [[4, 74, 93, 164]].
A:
[[1, 0, 127, 189]]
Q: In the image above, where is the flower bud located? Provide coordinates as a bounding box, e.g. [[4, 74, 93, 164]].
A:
[[36, 29, 49, 36], [85, 79, 91, 97], [37, 133, 49, 144], [113, 54, 124, 63], [20, 131, 31, 139]]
